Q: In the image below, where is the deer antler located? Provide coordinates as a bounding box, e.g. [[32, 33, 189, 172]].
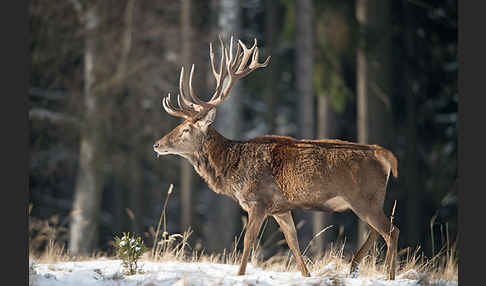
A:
[[162, 36, 270, 119], [209, 36, 271, 106], [162, 66, 198, 119]]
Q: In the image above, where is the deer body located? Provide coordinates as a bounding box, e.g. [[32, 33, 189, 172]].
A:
[[154, 37, 399, 280], [186, 128, 396, 215]]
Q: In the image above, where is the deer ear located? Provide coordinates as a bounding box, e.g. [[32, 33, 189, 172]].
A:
[[196, 108, 216, 132]]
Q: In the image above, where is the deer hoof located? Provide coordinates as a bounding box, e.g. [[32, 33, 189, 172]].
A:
[[349, 264, 360, 278]]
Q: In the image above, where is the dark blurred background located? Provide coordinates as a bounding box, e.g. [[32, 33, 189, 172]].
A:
[[29, 0, 457, 260]]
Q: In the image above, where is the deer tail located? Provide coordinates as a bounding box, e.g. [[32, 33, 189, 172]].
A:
[[376, 148, 398, 178]]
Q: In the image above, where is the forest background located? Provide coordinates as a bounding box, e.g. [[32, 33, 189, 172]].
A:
[[29, 0, 457, 262]]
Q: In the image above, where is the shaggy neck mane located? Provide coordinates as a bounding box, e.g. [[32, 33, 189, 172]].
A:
[[188, 127, 235, 194]]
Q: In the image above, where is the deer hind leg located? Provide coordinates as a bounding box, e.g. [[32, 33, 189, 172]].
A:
[[237, 207, 266, 276], [349, 226, 379, 278], [350, 206, 399, 280], [273, 211, 311, 277]]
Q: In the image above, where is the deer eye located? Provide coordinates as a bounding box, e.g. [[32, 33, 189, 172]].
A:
[[181, 128, 190, 134]]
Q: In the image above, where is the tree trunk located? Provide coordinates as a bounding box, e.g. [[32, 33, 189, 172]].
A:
[[69, 5, 104, 256], [180, 0, 194, 234], [216, 0, 243, 141], [204, 0, 242, 253], [264, 0, 278, 133], [313, 93, 337, 256], [121, 0, 140, 235], [295, 0, 315, 250], [126, 154, 142, 233], [296, 0, 314, 139], [403, 0, 421, 247], [356, 0, 393, 248]]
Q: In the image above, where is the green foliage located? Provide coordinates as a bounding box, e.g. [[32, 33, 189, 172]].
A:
[[329, 73, 352, 114], [313, 59, 352, 115], [312, 1, 355, 115], [280, 0, 295, 41], [114, 232, 147, 275]]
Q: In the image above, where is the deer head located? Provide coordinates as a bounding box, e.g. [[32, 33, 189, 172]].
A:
[[153, 36, 270, 158]]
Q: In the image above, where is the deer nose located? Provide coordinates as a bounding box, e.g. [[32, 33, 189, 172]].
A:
[[153, 143, 159, 149]]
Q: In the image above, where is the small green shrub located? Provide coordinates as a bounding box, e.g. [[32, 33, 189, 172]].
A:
[[114, 232, 147, 275]]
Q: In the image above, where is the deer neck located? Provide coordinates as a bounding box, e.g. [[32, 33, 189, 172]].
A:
[[188, 127, 237, 196]]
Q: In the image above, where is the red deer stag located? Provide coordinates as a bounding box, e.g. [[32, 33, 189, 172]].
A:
[[153, 37, 400, 280]]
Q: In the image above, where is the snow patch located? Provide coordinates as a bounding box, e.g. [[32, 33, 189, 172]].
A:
[[30, 259, 458, 286]]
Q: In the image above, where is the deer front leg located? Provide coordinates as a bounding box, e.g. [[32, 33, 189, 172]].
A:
[[237, 207, 266, 276], [273, 211, 311, 277]]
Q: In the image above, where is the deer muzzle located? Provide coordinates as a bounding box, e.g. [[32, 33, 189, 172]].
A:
[[153, 142, 170, 157]]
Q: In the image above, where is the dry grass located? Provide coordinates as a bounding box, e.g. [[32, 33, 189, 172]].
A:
[[29, 204, 70, 264], [29, 203, 113, 264], [142, 185, 457, 282], [29, 186, 458, 283]]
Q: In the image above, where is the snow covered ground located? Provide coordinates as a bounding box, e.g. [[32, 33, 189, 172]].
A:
[[30, 259, 457, 286]]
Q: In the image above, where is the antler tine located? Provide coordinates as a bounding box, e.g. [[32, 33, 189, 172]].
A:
[[210, 37, 226, 83], [188, 64, 197, 103], [178, 66, 200, 114], [209, 36, 228, 102], [161, 65, 202, 119], [227, 36, 234, 65], [231, 37, 242, 69], [177, 93, 195, 115], [179, 66, 188, 102], [251, 47, 260, 68], [224, 37, 240, 79], [251, 46, 271, 68], [217, 35, 227, 81], [178, 87, 194, 110], [178, 68, 194, 109], [235, 47, 271, 78], [206, 37, 270, 106], [224, 36, 242, 71], [188, 64, 213, 110], [172, 64, 210, 116], [167, 93, 183, 114], [162, 93, 190, 119], [173, 92, 196, 118], [234, 39, 271, 78], [209, 42, 217, 79], [236, 39, 257, 73]]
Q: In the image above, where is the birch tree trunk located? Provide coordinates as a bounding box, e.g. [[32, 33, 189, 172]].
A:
[[356, 0, 393, 248], [205, 0, 242, 252], [69, 4, 104, 256]]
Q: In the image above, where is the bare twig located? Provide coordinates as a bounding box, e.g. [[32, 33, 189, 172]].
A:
[[29, 108, 78, 126], [302, 225, 334, 256], [29, 88, 68, 100], [152, 184, 173, 258]]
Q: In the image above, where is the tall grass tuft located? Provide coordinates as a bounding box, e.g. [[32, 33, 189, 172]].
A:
[[29, 204, 69, 263], [148, 184, 192, 262]]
